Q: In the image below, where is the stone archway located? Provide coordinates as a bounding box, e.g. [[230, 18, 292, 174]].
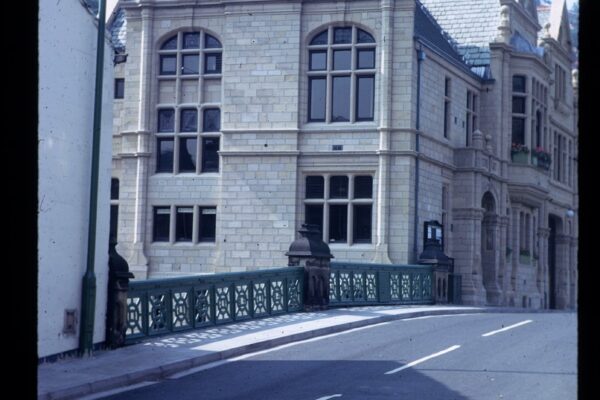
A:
[[481, 192, 502, 305]]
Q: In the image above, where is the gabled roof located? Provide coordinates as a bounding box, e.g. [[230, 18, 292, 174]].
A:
[[110, 7, 127, 53], [418, 0, 501, 68], [413, 1, 466, 66]]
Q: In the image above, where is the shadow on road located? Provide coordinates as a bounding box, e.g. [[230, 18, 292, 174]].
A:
[[102, 359, 469, 400]]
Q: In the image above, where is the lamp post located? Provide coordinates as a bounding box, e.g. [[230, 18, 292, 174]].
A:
[[79, 0, 107, 356]]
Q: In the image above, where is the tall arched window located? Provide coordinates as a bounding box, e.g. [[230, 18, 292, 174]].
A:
[[156, 31, 222, 174], [307, 26, 376, 123]]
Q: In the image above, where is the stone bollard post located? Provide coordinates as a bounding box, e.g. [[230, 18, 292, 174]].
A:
[[286, 224, 333, 311], [418, 221, 453, 304], [106, 238, 134, 348]]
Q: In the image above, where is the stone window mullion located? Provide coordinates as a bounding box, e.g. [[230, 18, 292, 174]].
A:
[[323, 174, 331, 242], [169, 204, 176, 244], [347, 174, 355, 245]]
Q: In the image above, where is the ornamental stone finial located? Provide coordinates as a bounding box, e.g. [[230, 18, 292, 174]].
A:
[[544, 22, 552, 39], [472, 129, 484, 149], [496, 5, 511, 44], [572, 69, 578, 89]]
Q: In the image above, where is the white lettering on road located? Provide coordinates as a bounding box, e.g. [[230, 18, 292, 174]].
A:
[[384, 345, 461, 375], [481, 320, 533, 337], [315, 395, 342, 400]]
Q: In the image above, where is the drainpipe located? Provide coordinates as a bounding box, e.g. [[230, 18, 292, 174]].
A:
[[413, 45, 426, 263], [79, 0, 107, 356]]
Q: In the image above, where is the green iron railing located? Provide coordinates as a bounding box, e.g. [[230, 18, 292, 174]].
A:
[[125, 262, 435, 343], [125, 267, 303, 344], [329, 262, 434, 306]]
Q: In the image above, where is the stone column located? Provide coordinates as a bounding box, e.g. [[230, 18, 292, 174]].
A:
[[373, 0, 394, 264], [555, 234, 570, 309], [498, 215, 509, 304], [538, 227, 550, 308], [569, 236, 578, 309], [453, 208, 485, 305], [127, 7, 154, 279]]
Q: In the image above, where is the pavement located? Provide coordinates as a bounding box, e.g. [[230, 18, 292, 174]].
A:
[[38, 304, 493, 400]]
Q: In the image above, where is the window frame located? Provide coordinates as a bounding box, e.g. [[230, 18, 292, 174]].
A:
[[307, 26, 377, 124], [303, 173, 374, 245], [155, 30, 223, 175]]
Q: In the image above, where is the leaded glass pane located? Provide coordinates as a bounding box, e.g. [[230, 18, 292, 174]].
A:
[[310, 30, 328, 45], [329, 205, 347, 243], [309, 77, 326, 121], [183, 32, 200, 49], [205, 34, 222, 49], [354, 176, 372, 198], [357, 49, 375, 69], [353, 204, 372, 243], [331, 76, 350, 122], [156, 138, 174, 173], [357, 29, 375, 43], [203, 108, 221, 132], [182, 54, 199, 75], [161, 35, 178, 50], [205, 53, 222, 74], [180, 109, 198, 132], [333, 27, 352, 44], [199, 207, 216, 241], [306, 176, 324, 198], [309, 51, 327, 71], [202, 137, 220, 172], [153, 207, 170, 241], [158, 109, 175, 132], [356, 75, 374, 121], [330, 176, 348, 198], [513, 75, 526, 93], [305, 205, 323, 236], [176, 207, 193, 242], [333, 50, 351, 70], [160, 55, 177, 75], [178, 138, 197, 172]]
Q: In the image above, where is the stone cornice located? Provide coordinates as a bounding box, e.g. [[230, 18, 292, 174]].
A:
[[117, 130, 152, 137], [219, 150, 300, 157], [221, 129, 299, 134]]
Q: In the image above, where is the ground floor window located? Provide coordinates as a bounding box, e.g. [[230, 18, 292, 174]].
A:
[[152, 205, 217, 243], [303, 174, 373, 244]]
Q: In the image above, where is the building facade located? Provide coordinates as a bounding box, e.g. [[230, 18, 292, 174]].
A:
[[110, 0, 578, 309], [39, 0, 114, 358]]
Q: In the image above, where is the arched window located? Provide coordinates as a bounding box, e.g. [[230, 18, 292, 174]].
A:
[[156, 31, 222, 174], [307, 26, 376, 123]]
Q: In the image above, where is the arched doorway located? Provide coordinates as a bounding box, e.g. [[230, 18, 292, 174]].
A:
[[481, 192, 501, 305]]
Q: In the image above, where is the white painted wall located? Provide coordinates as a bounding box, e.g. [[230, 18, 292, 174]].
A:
[[38, 0, 114, 358]]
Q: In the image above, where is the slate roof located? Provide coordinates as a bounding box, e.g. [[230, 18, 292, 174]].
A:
[[418, 0, 501, 69], [110, 7, 127, 53], [413, 2, 466, 66]]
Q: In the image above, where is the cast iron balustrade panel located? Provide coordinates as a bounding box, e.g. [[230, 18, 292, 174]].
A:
[[390, 273, 400, 300], [172, 291, 191, 330], [234, 284, 251, 320], [126, 267, 304, 344], [288, 278, 302, 310], [329, 262, 433, 306], [126, 264, 432, 343]]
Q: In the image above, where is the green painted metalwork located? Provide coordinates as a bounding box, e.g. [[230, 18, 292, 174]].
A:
[[126, 267, 304, 343], [329, 262, 434, 306], [125, 262, 434, 343]]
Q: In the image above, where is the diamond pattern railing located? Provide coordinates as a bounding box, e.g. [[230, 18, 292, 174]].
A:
[[329, 262, 434, 306], [125, 262, 435, 343], [125, 267, 304, 344]]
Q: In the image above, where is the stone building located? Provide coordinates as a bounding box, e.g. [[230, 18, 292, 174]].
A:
[[109, 0, 577, 309]]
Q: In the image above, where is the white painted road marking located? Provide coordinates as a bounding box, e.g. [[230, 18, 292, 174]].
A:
[[384, 345, 461, 375], [316, 395, 342, 400], [481, 320, 533, 337], [401, 313, 484, 321], [385, 344, 460, 375]]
